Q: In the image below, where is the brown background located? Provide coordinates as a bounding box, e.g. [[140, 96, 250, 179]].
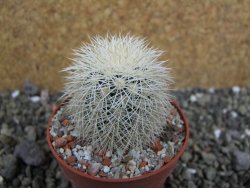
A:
[[0, 0, 249, 91]]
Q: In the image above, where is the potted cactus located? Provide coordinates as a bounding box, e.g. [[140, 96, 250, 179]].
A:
[[47, 35, 189, 188]]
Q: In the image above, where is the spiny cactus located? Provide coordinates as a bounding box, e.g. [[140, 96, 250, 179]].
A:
[[62, 34, 172, 154]]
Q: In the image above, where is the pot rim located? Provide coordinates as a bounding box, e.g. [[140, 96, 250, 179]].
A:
[[47, 100, 190, 183]]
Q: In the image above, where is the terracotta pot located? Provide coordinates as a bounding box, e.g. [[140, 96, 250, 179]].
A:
[[47, 101, 190, 188]]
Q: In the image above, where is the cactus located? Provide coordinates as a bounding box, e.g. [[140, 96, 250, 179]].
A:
[[61, 34, 172, 154]]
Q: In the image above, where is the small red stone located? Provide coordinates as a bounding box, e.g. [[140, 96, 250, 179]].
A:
[[79, 160, 89, 167], [49, 135, 53, 141], [68, 141, 76, 148], [102, 157, 112, 166], [62, 119, 69, 126], [66, 135, 74, 142], [164, 156, 172, 163], [152, 138, 163, 153], [124, 149, 129, 155], [99, 171, 108, 177], [143, 171, 151, 175], [139, 161, 148, 168], [179, 127, 183, 133], [55, 137, 67, 148], [98, 148, 107, 157], [79, 168, 86, 172], [59, 153, 64, 159], [67, 156, 76, 165], [87, 163, 101, 176], [63, 144, 70, 150]]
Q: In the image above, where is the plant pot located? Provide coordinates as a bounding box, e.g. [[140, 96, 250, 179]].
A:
[[47, 101, 189, 188]]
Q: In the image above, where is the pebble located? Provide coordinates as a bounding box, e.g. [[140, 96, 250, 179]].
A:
[[0, 176, 3, 185], [230, 111, 238, 118], [139, 161, 148, 168], [103, 166, 110, 173], [168, 142, 175, 155], [126, 160, 137, 173], [164, 156, 172, 163], [87, 163, 102, 176], [0, 154, 18, 180], [77, 164, 82, 169], [14, 140, 45, 166], [75, 145, 82, 150], [0, 123, 14, 136], [11, 90, 20, 98], [214, 129, 222, 139], [55, 137, 67, 148], [155, 160, 164, 170], [23, 80, 39, 95], [233, 150, 250, 171], [144, 165, 150, 171], [99, 171, 108, 177], [71, 130, 80, 137], [181, 152, 192, 162], [205, 167, 216, 180], [128, 160, 136, 166], [62, 119, 69, 127], [86, 146, 93, 152], [25, 126, 37, 141], [50, 124, 59, 137], [122, 175, 129, 179], [188, 181, 197, 188], [67, 156, 76, 165], [112, 167, 121, 179], [105, 150, 112, 158], [32, 176, 45, 188], [134, 167, 141, 176], [128, 149, 140, 159], [187, 168, 197, 174], [190, 95, 197, 102], [222, 108, 228, 114], [83, 155, 91, 161], [208, 87, 215, 93], [59, 148, 64, 154], [67, 125, 74, 132], [128, 165, 136, 172], [78, 150, 85, 157], [93, 155, 102, 163], [245, 129, 250, 136], [201, 152, 216, 165], [79, 160, 88, 166], [157, 149, 165, 156], [40, 90, 49, 104], [232, 86, 240, 94], [239, 105, 247, 115], [122, 155, 133, 163], [65, 148, 72, 157], [68, 141, 76, 148], [102, 157, 112, 166], [182, 169, 192, 180], [30, 96, 41, 103], [152, 138, 163, 152], [161, 153, 166, 158]]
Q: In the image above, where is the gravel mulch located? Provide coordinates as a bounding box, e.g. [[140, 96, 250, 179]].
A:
[[49, 104, 185, 179], [0, 82, 249, 188]]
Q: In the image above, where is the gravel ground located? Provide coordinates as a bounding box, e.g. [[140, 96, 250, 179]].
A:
[[0, 83, 249, 188]]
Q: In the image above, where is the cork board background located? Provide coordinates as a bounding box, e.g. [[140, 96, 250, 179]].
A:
[[0, 0, 249, 91]]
